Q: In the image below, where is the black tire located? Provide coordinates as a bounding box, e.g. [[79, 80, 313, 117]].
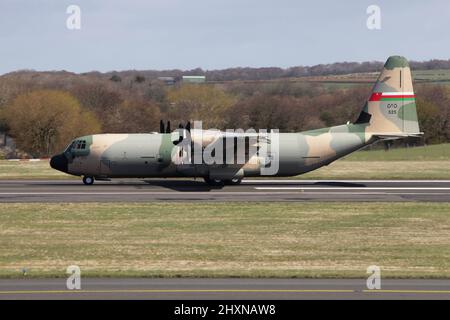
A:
[[203, 177, 224, 186], [224, 178, 242, 185], [82, 176, 94, 185]]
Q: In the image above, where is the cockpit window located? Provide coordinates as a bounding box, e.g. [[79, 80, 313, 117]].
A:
[[77, 140, 86, 149], [68, 140, 87, 151]]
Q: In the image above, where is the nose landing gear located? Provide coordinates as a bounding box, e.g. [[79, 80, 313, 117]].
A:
[[82, 176, 95, 185]]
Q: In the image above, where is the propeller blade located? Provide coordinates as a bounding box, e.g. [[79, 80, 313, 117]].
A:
[[166, 121, 171, 133], [186, 121, 191, 132], [160, 120, 165, 133]]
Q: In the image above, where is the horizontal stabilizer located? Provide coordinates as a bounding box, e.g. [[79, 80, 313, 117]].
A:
[[372, 132, 424, 140]]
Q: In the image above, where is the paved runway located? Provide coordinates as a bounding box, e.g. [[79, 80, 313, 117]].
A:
[[0, 179, 449, 202], [1, 278, 450, 300]]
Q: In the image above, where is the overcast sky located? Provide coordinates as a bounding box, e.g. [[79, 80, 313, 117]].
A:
[[1, 0, 449, 74]]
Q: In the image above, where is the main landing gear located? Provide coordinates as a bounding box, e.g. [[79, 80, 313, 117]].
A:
[[203, 177, 242, 186], [82, 176, 95, 185]]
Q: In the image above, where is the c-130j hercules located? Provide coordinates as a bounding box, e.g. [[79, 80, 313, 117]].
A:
[[50, 56, 422, 185]]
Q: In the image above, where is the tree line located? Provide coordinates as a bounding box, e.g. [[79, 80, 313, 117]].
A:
[[86, 58, 450, 82]]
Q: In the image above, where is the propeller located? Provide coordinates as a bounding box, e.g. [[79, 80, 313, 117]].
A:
[[159, 120, 191, 134], [177, 121, 191, 132]]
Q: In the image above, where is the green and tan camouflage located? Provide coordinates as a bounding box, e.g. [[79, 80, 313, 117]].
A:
[[50, 56, 422, 185]]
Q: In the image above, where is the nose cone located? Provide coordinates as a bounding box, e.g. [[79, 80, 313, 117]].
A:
[[50, 154, 68, 173]]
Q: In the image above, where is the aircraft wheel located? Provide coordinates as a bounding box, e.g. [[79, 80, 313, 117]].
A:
[[82, 176, 95, 185], [203, 177, 224, 186], [224, 178, 242, 185]]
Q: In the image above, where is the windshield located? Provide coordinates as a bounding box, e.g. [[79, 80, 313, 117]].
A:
[[64, 141, 76, 153], [64, 139, 87, 153]]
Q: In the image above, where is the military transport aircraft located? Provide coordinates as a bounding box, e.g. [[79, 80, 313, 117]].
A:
[[50, 56, 422, 185]]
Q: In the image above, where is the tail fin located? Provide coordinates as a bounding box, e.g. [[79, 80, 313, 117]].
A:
[[355, 56, 422, 137]]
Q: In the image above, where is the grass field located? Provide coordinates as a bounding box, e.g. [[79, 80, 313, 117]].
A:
[[306, 69, 450, 88], [299, 144, 450, 179], [1, 202, 449, 279], [0, 144, 449, 180], [0, 160, 72, 180], [413, 69, 450, 83], [267, 69, 450, 89], [344, 143, 450, 161], [299, 160, 450, 180]]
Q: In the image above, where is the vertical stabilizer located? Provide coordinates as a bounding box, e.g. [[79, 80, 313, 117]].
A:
[[355, 56, 421, 136]]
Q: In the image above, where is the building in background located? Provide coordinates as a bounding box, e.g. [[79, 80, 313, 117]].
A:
[[182, 75, 206, 84]]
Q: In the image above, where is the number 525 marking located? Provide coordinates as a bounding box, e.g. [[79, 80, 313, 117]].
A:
[[387, 103, 397, 114]]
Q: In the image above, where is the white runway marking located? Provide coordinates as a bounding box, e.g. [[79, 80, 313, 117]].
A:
[[0, 190, 448, 196], [0, 192, 303, 195], [255, 187, 450, 190], [245, 180, 450, 183]]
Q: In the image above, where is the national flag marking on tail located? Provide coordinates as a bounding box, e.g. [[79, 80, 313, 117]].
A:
[[369, 92, 416, 102]]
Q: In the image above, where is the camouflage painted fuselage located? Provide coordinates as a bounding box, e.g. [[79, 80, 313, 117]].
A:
[[50, 56, 422, 181], [62, 123, 372, 179]]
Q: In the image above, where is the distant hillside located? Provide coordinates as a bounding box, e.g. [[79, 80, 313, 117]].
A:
[[3, 58, 450, 83]]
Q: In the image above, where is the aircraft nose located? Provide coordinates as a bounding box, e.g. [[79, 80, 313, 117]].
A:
[[50, 154, 68, 173]]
